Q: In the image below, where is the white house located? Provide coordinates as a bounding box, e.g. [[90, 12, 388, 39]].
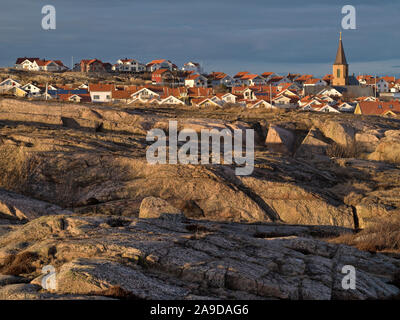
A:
[[89, 84, 114, 103], [160, 95, 185, 105], [182, 62, 203, 74], [316, 87, 343, 98], [208, 72, 233, 87], [14, 58, 40, 70], [21, 83, 42, 96], [113, 59, 146, 72], [248, 99, 275, 109], [146, 59, 175, 72], [185, 74, 208, 88], [0, 78, 22, 93], [130, 88, 161, 101], [240, 74, 267, 86], [376, 78, 389, 93], [221, 93, 237, 104], [337, 102, 356, 113], [318, 105, 340, 113]]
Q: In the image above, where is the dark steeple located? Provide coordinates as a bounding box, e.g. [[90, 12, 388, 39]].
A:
[[334, 32, 348, 66]]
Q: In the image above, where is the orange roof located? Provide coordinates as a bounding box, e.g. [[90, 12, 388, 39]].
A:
[[357, 101, 400, 115], [188, 87, 213, 97], [241, 74, 261, 80], [234, 71, 250, 78], [147, 59, 167, 66], [186, 74, 203, 80], [89, 83, 115, 92], [112, 90, 135, 99], [295, 74, 314, 81], [380, 76, 396, 83], [152, 68, 170, 75], [261, 72, 275, 77], [209, 72, 228, 80]]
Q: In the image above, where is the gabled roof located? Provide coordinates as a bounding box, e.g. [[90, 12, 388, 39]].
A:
[[15, 57, 40, 64], [152, 68, 170, 75], [58, 93, 91, 102], [234, 71, 250, 79], [188, 87, 213, 97], [261, 72, 275, 78], [295, 74, 314, 82], [81, 59, 103, 65], [208, 72, 229, 80], [89, 84, 115, 92], [186, 74, 204, 80], [357, 101, 400, 115], [147, 59, 167, 66], [241, 74, 263, 80]]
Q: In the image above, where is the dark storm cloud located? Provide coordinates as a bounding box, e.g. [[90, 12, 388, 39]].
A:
[[0, 0, 399, 76]]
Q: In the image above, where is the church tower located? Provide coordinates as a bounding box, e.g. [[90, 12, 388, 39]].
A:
[[332, 32, 349, 86]]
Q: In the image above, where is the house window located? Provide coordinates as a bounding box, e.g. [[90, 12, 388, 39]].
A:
[[337, 69, 341, 78], [106, 95, 111, 99], [94, 95, 100, 100]]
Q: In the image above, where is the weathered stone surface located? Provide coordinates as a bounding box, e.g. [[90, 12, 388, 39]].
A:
[[295, 127, 330, 160], [139, 196, 183, 220], [369, 131, 400, 163], [0, 283, 41, 300], [319, 120, 355, 147], [265, 125, 295, 154], [0, 274, 30, 286], [0, 189, 71, 221], [0, 215, 398, 300]]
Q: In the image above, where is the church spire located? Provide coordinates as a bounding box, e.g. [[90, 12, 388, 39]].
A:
[[334, 32, 348, 65]]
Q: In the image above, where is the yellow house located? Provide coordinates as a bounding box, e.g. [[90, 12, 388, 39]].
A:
[[7, 87, 27, 98]]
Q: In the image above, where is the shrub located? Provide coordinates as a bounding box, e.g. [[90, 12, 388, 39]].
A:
[[330, 215, 400, 253], [0, 251, 39, 276], [326, 142, 362, 158]]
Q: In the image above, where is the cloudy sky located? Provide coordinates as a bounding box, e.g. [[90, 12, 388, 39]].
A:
[[1, 0, 399, 77]]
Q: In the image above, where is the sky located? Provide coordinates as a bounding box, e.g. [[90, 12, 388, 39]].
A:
[[1, 0, 399, 77]]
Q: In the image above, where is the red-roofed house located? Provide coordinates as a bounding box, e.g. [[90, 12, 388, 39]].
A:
[[239, 74, 267, 86], [14, 57, 40, 70], [146, 59, 175, 72], [208, 72, 233, 87], [89, 84, 115, 103], [80, 59, 107, 73], [58, 93, 91, 103], [355, 101, 400, 116], [32, 60, 67, 72], [151, 69, 174, 84]]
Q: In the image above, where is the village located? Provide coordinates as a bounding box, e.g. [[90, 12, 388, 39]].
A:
[[1, 35, 400, 117]]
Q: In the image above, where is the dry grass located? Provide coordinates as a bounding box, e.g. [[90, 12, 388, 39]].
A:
[[0, 251, 39, 276], [326, 142, 363, 159], [330, 215, 400, 253], [93, 286, 143, 300]]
